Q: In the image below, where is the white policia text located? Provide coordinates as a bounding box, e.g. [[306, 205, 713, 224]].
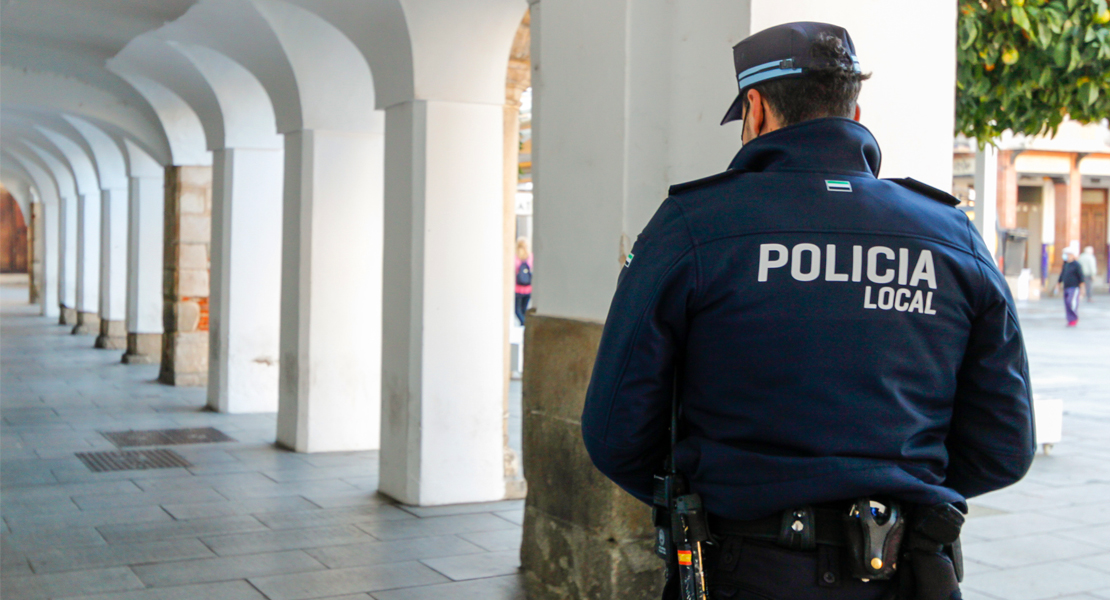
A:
[[757, 242, 938, 315]]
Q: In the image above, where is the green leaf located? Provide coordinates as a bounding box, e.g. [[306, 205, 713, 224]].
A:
[[1037, 20, 1053, 48], [1012, 5, 1033, 31], [1067, 45, 1081, 72], [1082, 81, 1100, 105], [1054, 41, 1069, 66], [1086, 26, 1097, 42]]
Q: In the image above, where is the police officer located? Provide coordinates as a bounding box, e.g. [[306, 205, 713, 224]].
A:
[[580, 22, 1034, 599]]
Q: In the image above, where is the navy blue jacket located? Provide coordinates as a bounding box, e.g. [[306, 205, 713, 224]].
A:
[[581, 118, 1034, 521]]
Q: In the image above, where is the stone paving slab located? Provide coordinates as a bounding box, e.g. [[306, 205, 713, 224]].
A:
[[248, 561, 449, 600], [130, 550, 327, 587], [0, 566, 146, 599], [303, 535, 485, 569], [369, 574, 525, 600]]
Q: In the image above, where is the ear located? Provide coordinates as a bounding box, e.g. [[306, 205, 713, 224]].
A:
[[853, 104, 862, 122], [743, 88, 764, 143]]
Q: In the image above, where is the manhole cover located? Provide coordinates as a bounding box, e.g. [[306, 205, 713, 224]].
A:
[[75, 449, 193, 472], [100, 427, 237, 448]]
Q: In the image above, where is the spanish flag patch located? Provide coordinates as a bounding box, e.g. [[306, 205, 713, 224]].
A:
[[677, 550, 692, 566]]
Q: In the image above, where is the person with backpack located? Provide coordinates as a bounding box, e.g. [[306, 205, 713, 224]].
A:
[[515, 237, 533, 326]]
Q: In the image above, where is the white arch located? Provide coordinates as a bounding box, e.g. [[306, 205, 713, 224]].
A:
[[168, 42, 281, 150], [63, 116, 129, 190], [61, 116, 131, 346], [1, 152, 61, 316], [284, 0, 413, 109], [1, 168, 33, 218], [111, 35, 229, 153], [157, 0, 376, 134], [1, 66, 172, 166], [156, 0, 304, 135], [398, 0, 528, 104], [35, 126, 100, 198], [251, 0, 377, 132], [106, 70, 211, 167], [18, 139, 78, 315], [35, 126, 102, 325]]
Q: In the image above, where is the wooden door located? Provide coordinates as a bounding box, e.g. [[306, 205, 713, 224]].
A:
[[0, 189, 29, 273], [1081, 189, 1108, 276]]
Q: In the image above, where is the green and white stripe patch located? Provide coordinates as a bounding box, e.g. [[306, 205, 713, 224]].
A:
[[624, 253, 635, 268], [826, 180, 853, 193]]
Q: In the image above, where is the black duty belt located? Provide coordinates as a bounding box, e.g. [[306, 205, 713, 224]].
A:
[[710, 506, 848, 549]]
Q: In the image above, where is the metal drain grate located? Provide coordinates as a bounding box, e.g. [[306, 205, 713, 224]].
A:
[[100, 427, 237, 448], [76, 449, 193, 472]]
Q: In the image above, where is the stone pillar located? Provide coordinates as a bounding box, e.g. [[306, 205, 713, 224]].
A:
[[525, 1, 957, 597], [95, 187, 128, 349], [59, 193, 78, 325], [29, 201, 43, 304], [380, 101, 505, 505], [72, 192, 101, 334], [123, 174, 165, 364], [277, 127, 382, 452], [522, 315, 660, 600], [1063, 153, 1082, 254], [160, 166, 211, 386], [209, 147, 283, 413]]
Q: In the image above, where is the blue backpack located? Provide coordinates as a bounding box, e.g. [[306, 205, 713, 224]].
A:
[[516, 262, 532, 286]]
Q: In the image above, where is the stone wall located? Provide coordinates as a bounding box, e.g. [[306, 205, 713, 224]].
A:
[[160, 165, 212, 387], [521, 314, 662, 600]]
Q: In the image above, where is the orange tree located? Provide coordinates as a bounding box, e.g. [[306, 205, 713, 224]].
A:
[[957, 0, 1110, 144]]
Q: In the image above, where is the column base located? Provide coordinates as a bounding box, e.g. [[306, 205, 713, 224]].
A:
[[159, 331, 209, 387], [60, 306, 78, 326], [121, 333, 163, 364], [521, 314, 661, 600], [94, 319, 127, 350], [71, 311, 101, 335]]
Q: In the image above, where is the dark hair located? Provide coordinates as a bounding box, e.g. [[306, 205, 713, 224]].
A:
[[743, 33, 871, 126]]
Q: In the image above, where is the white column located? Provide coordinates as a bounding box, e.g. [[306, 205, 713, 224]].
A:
[[380, 100, 506, 506], [73, 192, 101, 333], [127, 176, 165, 334], [277, 127, 383, 452], [96, 187, 128, 348], [41, 201, 60, 318], [59, 193, 78, 319], [974, 146, 999, 259], [209, 147, 283, 413]]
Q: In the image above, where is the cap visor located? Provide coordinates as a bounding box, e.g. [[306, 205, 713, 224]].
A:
[[721, 94, 745, 125]]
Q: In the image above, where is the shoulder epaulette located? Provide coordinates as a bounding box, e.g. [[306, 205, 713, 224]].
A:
[[668, 169, 746, 196], [887, 177, 960, 207]]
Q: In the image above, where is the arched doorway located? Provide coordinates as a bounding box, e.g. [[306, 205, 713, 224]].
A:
[[0, 186, 29, 274]]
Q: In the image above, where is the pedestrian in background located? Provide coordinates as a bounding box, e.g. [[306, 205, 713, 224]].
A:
[[1054, 248, 1085, 326], [514, 238, 533, 326], [1078, 246, 1097, 301]]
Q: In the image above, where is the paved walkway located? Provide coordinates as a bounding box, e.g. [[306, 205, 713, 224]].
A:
[[2, 275, 1108, 599], [960, 290, 1110, 600], [0, 276, 525, 600]]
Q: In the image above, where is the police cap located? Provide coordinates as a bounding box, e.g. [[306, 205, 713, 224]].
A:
[[721, 22, 861, 125]]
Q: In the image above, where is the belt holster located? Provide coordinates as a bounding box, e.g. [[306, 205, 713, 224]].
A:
[[843, 499, 904, 581], [896, 503, 965, 600]]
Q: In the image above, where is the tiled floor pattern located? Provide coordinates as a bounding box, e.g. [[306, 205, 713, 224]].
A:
[[0, 278, 524, 600], [2, 277, 1109, 599]]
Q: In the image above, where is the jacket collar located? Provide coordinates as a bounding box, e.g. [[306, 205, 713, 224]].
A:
[[727, 117, 882, 178]]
